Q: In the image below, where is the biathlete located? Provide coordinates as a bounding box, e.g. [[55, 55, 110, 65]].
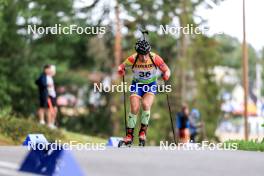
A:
[[117, 32, 171, 146]]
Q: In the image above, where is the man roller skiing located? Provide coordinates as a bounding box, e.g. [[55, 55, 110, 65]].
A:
[[117, 31, 171, 146]]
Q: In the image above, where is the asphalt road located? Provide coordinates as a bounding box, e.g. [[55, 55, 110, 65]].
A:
[[0, 146, 263, 176]]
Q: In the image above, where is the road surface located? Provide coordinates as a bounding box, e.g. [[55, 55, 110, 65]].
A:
[[0, 146, 263, 176]]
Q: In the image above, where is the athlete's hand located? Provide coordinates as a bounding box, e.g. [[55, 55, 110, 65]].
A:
[[118, 64, 125, 76], [162, 70, 170, 81]]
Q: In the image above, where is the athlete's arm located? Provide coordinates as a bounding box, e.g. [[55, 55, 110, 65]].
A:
[[154, 54, 171, 81], [118, 55, 135, 76]]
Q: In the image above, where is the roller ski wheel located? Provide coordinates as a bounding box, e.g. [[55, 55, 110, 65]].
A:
[[118, 132, 133, 148], [118, 140, 123, 147], [139, 139, 145, 147], [118, 140, 132, 147]]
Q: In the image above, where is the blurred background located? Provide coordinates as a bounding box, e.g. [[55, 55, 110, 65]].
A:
[[0, 0, 264, 145]]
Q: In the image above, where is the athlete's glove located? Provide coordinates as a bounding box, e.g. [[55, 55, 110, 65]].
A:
[[118, 64, 125, 76], [162, 70, 170, 81]]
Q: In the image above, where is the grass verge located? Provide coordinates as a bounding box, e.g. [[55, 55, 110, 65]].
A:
[[62, 130, 107, 144], [225, 139, 264, 152], [0, 116, 106, 145]]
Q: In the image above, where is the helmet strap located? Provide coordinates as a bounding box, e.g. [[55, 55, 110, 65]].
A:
[[149, 53, 157, 69]]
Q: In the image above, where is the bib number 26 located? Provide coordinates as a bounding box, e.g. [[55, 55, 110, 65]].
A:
[[139, 71, 151, 78]]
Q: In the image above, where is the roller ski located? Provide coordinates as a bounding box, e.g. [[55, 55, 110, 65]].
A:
[[118, 128, 134, 147], [138, 124, 147, 147], [138, 134, 145, 146]]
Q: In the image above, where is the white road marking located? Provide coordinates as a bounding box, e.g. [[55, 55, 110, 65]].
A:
[[0, 161, 19, 170], [0, 161, 38, 176], [0, 167, 17, 176]]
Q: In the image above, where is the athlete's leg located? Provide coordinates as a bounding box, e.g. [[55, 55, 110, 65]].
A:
[[121, 95, 141, 144], [141, 93, 155, 125], [141, 80, 157, 116], [127, 95, 140, 129], [120, 79, 143, 145], [129, 81, 141, 120], [130, 95, 141, 115], [138, 93, 155, 144], [142, 93, 155, 111]]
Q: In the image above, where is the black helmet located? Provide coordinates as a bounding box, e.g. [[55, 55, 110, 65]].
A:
[[135, 30, 151, 55]]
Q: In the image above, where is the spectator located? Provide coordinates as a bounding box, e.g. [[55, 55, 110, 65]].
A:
[[176, 104, 190, 143], [189, 108, 202, 142], [35, 64, 57, 129], [35, 65, 50, 125], [46, 65, 57, 129]]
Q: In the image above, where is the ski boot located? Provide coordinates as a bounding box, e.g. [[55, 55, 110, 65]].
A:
[[118, 128, 134, 147], [138, 124, 148, 147]]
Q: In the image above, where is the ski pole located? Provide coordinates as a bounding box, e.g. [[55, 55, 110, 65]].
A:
[[165, 81, 176, 144], [122, 75, 127, 136]]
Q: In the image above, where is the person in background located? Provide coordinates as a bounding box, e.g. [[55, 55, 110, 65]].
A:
[[189, 108, 202, 142], [46, 65, 57, 129], [35, 65, 50, 125], [176, 104, 190, 143]]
